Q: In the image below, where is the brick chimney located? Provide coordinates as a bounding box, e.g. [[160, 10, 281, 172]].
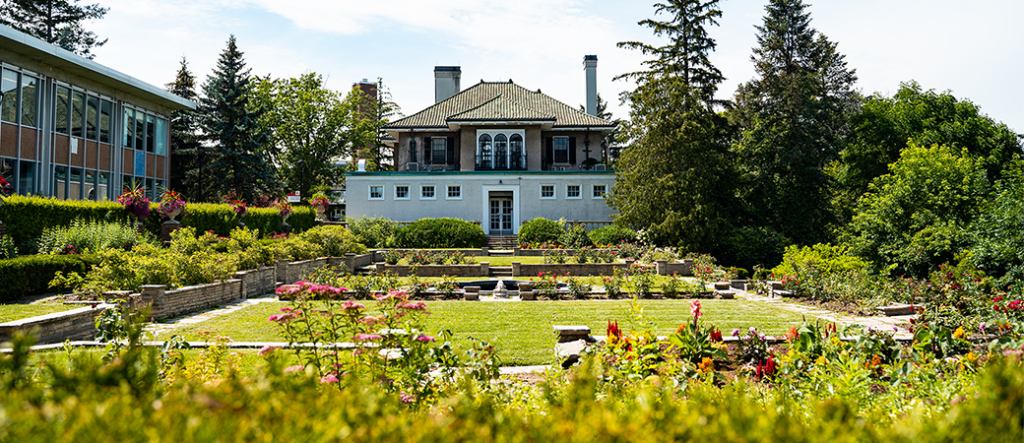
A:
[[584, 55, 598, 117], [434, 66, 461, 103]]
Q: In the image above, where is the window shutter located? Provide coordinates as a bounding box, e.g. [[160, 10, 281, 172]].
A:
[[569, 137, 577, 165], [545, 137, 553, 167], [423, 137, 431, 164], [446, 136, 455, 166]]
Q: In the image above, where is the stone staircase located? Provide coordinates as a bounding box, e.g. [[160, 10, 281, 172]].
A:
[[485, 235, 518, 249], [489, 266, 513, 277]]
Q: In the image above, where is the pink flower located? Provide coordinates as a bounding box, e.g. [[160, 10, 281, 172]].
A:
[[415, 335, 435, 342], [397, 302, 427, 311], [400, 392, 415, 403], [342, 301, 365, 311], [258, 345, 279, 357], [320, 374, 340, 384], [375, 290, 409, 302], [284, 365, 305, 373], [358, 316, 383, 326], [689, 300, 703, 319], [354, 333, 383, 341], [268, 313, 297, 324]]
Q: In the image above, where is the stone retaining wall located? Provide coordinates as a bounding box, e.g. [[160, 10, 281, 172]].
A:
[[139, 280, 242, 319], [0, 304, 111, 344], [516, 263, 629, 277], [235, 267, 276, 298], [376, 263, 488, 277], [276, 258, 330, 284]]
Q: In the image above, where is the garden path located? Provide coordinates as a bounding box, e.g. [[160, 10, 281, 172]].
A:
[[143, 296, 280, 337], [732, 287, 915, 340]]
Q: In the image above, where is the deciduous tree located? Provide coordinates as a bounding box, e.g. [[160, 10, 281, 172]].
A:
[[253, 73, 350, 202]]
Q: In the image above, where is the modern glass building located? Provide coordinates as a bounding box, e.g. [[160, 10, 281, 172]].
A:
[[0, 24, 195, 201]]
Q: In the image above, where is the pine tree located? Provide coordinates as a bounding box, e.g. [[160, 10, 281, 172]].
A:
[[609, 0, 738, 251], [166, 57, 209, 201], [0, 0, 108, 59], [198, 35, 278, 203], [732, 0, 857, 246]]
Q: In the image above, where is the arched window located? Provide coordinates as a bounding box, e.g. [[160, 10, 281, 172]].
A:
[[478, 134, 492, 169], [494, 134, 508, 169], [509, 134, 524, 169]]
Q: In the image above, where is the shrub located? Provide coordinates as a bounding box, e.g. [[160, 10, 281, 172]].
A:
[[772, 243, 870, 278], [517, 218, 563, 246], [395, 218, 485, 248], [36, 219, 153, 254], [0, 196, 316, 253], [299, 225, 367, 257], [0, 235, 17, 258], [559, 223, 593, 249], [347, 216, 399, 248], [588, 224, 635, 246], [0, 254, 99, 301]]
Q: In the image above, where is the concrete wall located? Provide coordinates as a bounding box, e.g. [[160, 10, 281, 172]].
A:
[[0, 304, 110, 344]]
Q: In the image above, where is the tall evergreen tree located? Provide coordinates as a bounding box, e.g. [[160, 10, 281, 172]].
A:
[[731, 0, 857, 246], [0, 0, 108, 58], [609, 0, 738, 252], [166, 57, 209, 201], [199, 35, 278, 203]]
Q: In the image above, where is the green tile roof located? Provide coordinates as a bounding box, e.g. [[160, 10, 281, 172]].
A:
[[385, 81, 615, 129]]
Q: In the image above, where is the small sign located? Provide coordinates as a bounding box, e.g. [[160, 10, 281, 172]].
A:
[[70, 138, 78, 154], [287, 192, 301, 203]]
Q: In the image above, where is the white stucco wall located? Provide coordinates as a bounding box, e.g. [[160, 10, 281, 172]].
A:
[[345, 172, 616, 234]]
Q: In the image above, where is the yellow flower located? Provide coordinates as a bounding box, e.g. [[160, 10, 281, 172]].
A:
[[953, 326, 966, 340], [815, 356, 828, 366]]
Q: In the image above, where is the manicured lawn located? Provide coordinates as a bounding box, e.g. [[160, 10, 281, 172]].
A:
[[0, 303, 78, 324], [155, 299, 814, 366]]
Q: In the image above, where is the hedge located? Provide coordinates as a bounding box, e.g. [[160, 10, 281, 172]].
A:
[[396, 218, 485, 248], [0, 196, 315, 252], [0, 254, 99, 302], [518, 218, 563, 245]]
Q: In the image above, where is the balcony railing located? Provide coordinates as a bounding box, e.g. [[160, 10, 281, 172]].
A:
[[475, 152, 528, 171]]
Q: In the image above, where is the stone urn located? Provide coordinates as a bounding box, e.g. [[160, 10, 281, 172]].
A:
[[314, 204, 327, 221], [164, 207, 183, 222]]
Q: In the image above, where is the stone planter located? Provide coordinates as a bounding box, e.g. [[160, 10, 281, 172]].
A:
[[164, 206, 183, 222], [314, 205, 327, 221]]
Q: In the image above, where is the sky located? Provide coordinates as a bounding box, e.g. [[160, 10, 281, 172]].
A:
[[86, 0, 1023, 133]]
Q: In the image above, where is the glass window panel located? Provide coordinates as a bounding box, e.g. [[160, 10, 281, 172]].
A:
[[98, 172, 109, 201], [146, 178, 155, 200], [134, 147, 146, 175], [55, 86, 70, 134], [86, 96, 98, 139], [69, 167, 83, 200], [541, 184, 554, 198], [478, 134, 492, 169], [123, 109, 134, 148], [72, 91, 85, 138], [135, 110, 145, 150], [421, 185, 434, 199], [21, 75, 37, 127], [447, 185, 461, 199], [145, 114, 155, 152], [1, 69, 18, 123], [395, 185, 408, 199], [554, 137, 569, 164], [99, 100, 112, 143], [155, 117, 167, 154], [85, 170, 97, 200], [495, 134, 508, 169], [1, 158, 14, 189], [431, 138, 446, 164], [18, 160, 35, 195], [53, 165, 68, 199]]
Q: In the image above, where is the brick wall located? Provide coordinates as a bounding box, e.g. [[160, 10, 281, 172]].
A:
[[0, 304, 111, 344]]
